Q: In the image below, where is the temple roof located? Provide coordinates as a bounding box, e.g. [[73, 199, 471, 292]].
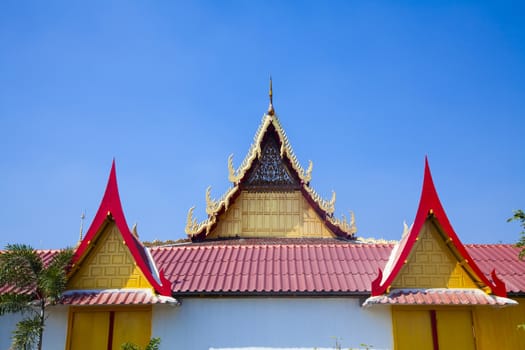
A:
[[371, 159, 507, 297], [185, 111, 357, 241], [69, 160, 172, 296], [3, 242, 524, 297]]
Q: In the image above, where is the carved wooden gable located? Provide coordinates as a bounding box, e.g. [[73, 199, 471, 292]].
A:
[[243, 127, 300, 190], [186, 112, 357, 241]]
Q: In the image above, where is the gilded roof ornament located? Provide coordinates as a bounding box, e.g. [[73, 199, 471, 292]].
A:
[[206, 186, 221, 216], [304, 186, 336, 214], [267, 77, 275, 116], [327, 210, 357, 235], [186, 82, 358, 240], [402, 220, 412, 237], [356, 236, 398, 244], [304, 160, 313, 183], [185, 207, 200, 236], [228, 154, 241, 184]]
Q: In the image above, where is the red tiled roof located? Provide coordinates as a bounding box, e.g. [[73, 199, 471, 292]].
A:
[[466, 244, 525, 294], [148, 241, 525, 296], [2, 242, 524, 297], [0, 249, 62, 295], [363, 289, 517, 306], [60, 289, 178, 306], [150, 241, 391, 294]]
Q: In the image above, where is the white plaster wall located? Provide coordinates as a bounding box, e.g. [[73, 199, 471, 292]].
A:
[[42, 305, 68, 350], [153, 298, 393, 350], [0, 312, 23, 350], [0, 306, 68, 350]]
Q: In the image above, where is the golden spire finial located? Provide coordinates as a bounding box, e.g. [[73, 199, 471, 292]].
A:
[[267, 76, 275, 116]]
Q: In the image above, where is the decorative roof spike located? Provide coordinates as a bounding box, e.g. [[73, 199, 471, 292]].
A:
[[78, 210, 85, 244], [185, 207, 199, 235], [228, 154, 240, 184], [131, 223, 139, 238], [205, 186, 220, 216], [304, 160, 313, 183], [267, 76, 275, 116], [402, 220, 409, 237], [329, 190, 336, 207]]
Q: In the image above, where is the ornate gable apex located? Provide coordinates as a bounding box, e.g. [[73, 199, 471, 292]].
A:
[[186, 107, 357, 241], [371, 158, 507, 297], [228, 113, 313, 187], [69, 160, 171, 296]]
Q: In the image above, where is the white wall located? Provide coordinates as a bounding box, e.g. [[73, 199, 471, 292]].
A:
[[42, 305, 68, 350], [1, 298, 393, 350], [153, 298, 393, 350], [0, 305, 68, 350], [0, 312, 23, 350]]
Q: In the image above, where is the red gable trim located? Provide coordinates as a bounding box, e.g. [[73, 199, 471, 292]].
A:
[[71, 160, 171, 296], [371, 158, 507, 297]]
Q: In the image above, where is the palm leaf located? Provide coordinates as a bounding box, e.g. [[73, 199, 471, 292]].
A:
[[11, 315, 41, 350], [0, 244, 42, 289], [38, 248, 74, 304], [0, 293, 35, 316]]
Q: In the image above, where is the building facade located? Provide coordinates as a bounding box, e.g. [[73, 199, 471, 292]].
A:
[[1, 95, 524, 350]]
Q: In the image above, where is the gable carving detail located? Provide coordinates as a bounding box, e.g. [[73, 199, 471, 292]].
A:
[[244, 137, 298, 189], [391, 221, 478, 289], [68, 224, 151, 290]]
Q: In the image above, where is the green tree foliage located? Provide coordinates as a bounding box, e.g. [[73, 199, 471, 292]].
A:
[[121, 337, 161, 350], [507, 209, 525, 260], [0, 244, 73, 350]]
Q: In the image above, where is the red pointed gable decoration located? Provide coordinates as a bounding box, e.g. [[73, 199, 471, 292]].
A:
[[371, 158, 507, 297], [71, 160, 172, 296]]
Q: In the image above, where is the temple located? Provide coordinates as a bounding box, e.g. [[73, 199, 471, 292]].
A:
[[1, 85, 524, 349]]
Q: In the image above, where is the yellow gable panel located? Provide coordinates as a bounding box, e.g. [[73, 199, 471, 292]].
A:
[[68, 223, 152, 290], [392, 221, 478, 289], [208, 191, 335, 239]]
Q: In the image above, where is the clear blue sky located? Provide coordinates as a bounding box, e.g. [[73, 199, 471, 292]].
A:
[[1, 1, 523, 248]]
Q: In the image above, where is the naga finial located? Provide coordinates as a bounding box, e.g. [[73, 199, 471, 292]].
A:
[[132, 223, 139, 238], [267, 76, 275, 116], [228, 154, 240, 183], [304, 160, 313, 183], [185, 207, 199, 235]]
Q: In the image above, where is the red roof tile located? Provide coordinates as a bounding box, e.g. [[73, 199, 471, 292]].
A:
[[149, 241, 391, 294], [60, 289, 178, 306], [0, 249, 63, 295], [147, 241, 525, 296], [466, 244, 525, 294], [363, 289, 517, 306], [2, 241, 524, 297]]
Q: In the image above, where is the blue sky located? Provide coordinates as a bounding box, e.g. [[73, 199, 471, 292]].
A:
[[1, 1, 523, 248]]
